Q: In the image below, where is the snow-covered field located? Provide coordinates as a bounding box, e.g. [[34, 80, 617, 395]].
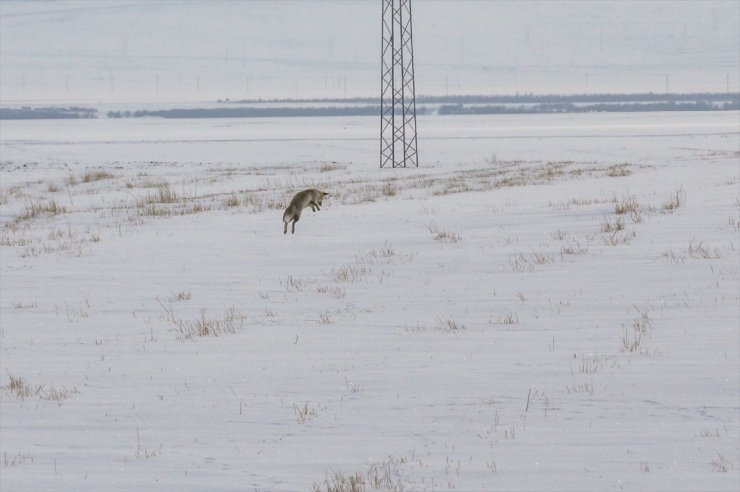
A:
[[1, 112, 738, 491]]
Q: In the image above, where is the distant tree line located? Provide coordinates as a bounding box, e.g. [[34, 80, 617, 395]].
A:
[[106, 105, 382, 119], [438, 100, 739, 115], [221, 92, 740, 106], [2, 93, 737, 120], [0, 106, 97, 120], [108, 98, 738, 119]]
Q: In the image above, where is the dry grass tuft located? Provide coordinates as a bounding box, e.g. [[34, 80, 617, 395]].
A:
[[126, 177, 168, 189], [3, 452, 34, 468], [139, 205, 172, 217], [428, 222, 462, 243], [711, 452, 731, 473], [621, 328, 643, 353], [136, 184, 199, 215], [550, 229, 568, 240], [146, 185, 179, 204], [312, 470, 365, 492], [329, 263, 371, 283], [223, 194, 241, 207], [688, 239, 721, 259], [158, 300, 245, 340], [614, 195, 639, 214], [7, 374, 34, 399], [312, 457, 405, 492], [437, 316, 465, 332], [601, 216, 624, 233], [632, 308, 652, 335], [169, 290, 191, 302], [5, 373, 78, 401], [560, 240, 589, 255], [139, 201, 210, 217], [620, 307, 653, 353], [82, 171, 115, 183], [382, 182, 397, 197], [661, 188, 685, 212], [490, 312, 520, 325], [604, 229, 636, 246], [320, 163, 347, 173], [284, 275, 307, 291], [13, 200, 67, 224], [294, 401, 319, 424], [606, 164, 631, 177], [659, 248, 685, 263], [316, 285, 346, 298], [538, 162, 565, 179]]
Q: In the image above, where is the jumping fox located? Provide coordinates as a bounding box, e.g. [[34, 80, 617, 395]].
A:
[[283, 189, 329, 234]]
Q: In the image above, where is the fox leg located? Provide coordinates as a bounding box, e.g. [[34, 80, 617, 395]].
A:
[[291, 216, 298, 234], [309, 201, 320, 212], [283, 220, 288, 234]]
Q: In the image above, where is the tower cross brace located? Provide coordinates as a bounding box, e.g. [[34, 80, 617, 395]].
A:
[[380, 0, 418, 168]]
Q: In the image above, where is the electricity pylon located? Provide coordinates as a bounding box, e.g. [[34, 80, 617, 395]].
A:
[[380, 0, 418, 168]]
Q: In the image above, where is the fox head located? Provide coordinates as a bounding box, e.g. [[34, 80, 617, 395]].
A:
[[317, 191, 328, 205]]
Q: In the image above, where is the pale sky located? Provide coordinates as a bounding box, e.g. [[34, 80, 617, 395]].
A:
[[1, 0, 738, 104]]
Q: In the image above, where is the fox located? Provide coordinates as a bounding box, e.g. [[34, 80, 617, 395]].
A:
[[282, 189, 329, 234]]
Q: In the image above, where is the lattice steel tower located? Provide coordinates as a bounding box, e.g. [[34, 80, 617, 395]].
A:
[[380, 0, 418, 168]]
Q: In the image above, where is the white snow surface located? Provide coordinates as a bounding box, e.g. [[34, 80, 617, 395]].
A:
[[0, 111, 739, 491]]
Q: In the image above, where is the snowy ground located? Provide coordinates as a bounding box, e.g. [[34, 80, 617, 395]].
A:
[[1, 112, 738, 491]]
